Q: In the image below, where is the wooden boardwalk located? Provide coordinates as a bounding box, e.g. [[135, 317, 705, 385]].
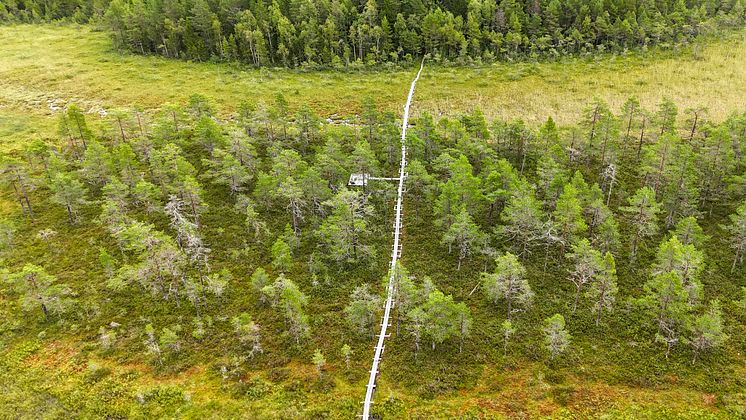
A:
[[362, 60, 424, 419]]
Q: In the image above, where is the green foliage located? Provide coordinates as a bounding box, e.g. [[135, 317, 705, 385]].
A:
[[312, 349, 325, 378], [723, 200, 746, 271], [482, 253, 533, 320], [340, 344, 352, 370], [317, 188, 374, 264], [231, 312, 262, 357], [278, 278, 309, 345], [50, 171, 88, 224], [441, 207, 483, 270], [0, 217, 15, 252], [554, 183, 588, 247], [585, 252, 619, 325], [689, 300, 728, 363], [640, 271, 692, 358], [621, 186, 661, 258], [499, 183, 545, 256], [2, 78, 746, 417], [8, 264, 74, 321], [543, 314, 571, 361], [271, 238, 292, 272], [83, 0, 746, 67], [344, 284, 381, 338]]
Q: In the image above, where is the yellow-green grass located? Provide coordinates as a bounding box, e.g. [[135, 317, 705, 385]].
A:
[[1, 24, 746, 151], [1, 338, 730, 418]]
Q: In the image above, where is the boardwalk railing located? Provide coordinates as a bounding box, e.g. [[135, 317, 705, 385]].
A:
[[361, 60, 424, 420]]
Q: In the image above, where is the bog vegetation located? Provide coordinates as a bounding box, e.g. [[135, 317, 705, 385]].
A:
[[1, 83, 746, 416], [1, 2, 746, 416], [1, 0, 746, 67]]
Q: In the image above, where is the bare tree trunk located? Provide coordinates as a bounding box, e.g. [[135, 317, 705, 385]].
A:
[[689, 113, 698, 141], [637, 117, 646, 161], [573, 285, 580, 313], [625, 104, 636, 143], [117, 116, 127, 142], [732, 249, 740, 273]]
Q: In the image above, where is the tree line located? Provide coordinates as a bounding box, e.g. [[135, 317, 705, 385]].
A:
[[3, 0, 746, 66]]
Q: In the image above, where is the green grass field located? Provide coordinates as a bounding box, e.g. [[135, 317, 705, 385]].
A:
[[2, 23, 746, 419], [1, 24, 746, 151]]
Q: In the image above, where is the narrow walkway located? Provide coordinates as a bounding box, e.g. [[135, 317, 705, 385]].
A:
[[362, 60, 424, 420]]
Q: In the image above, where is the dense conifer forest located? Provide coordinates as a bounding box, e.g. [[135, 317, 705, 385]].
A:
[[2, 0, 746, 66]]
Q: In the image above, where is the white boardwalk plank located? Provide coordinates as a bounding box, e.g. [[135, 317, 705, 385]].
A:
[[361, 60, 424, 420]]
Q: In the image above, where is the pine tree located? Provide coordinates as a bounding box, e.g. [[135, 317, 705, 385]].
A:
[[176, 175, 207, 225], [621, 96, 641, 146], [65, 103, 92, 149], [422, 289, 459, 351], [656, 97, 678, 135], [237, 196, 269, 238], [389, 262, 418, 335], [301, 167, 332, 217], [312, 349, 326, 379], [271, 238, 292, 272], [405, 160, 436, 220], [484, 158, 520, 221], [482, 253, 534, 320], [317, 189, 374, 263], [201, 149, 252, 195], [10, 264, 73, 321], [536, 148, 569, 209], [340, 344, 353, 370], [640, 132, 678, 196], [133, 180, 163, 214], [581, 98, 611, 162], [501, 319, 516, 355], [194, 115, 226, 154], [80, 141, 113, 186], [279, 278, 310, 344], [586, 251, 618, 325], [723, 200, 746, 272], [566, 239, 603, 313], [232, 312, 263, 357], [50, 172, 88, 224], [111, 142, 139, 187], [344, 284, 381, 337], [621, 186, 661, 259], [641, 271, 692, 358], [454, 302, 472, 353], [0, 155, 36, 217], [250, 267, 270, 295], [651, 237, 704, 304], [689, 300, 728, 363], [277, 176, 307, 234], [661, 140, 699, 228], [672, 216, 707, 248], [553, 183, 588, 252], [500, 183, 545, 257], [407, 306, 427, 357], [543, 314, 571, 361], [442, 207, 483, 270]]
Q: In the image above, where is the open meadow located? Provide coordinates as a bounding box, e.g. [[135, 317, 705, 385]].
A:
[[1, 24, 746, 149]]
